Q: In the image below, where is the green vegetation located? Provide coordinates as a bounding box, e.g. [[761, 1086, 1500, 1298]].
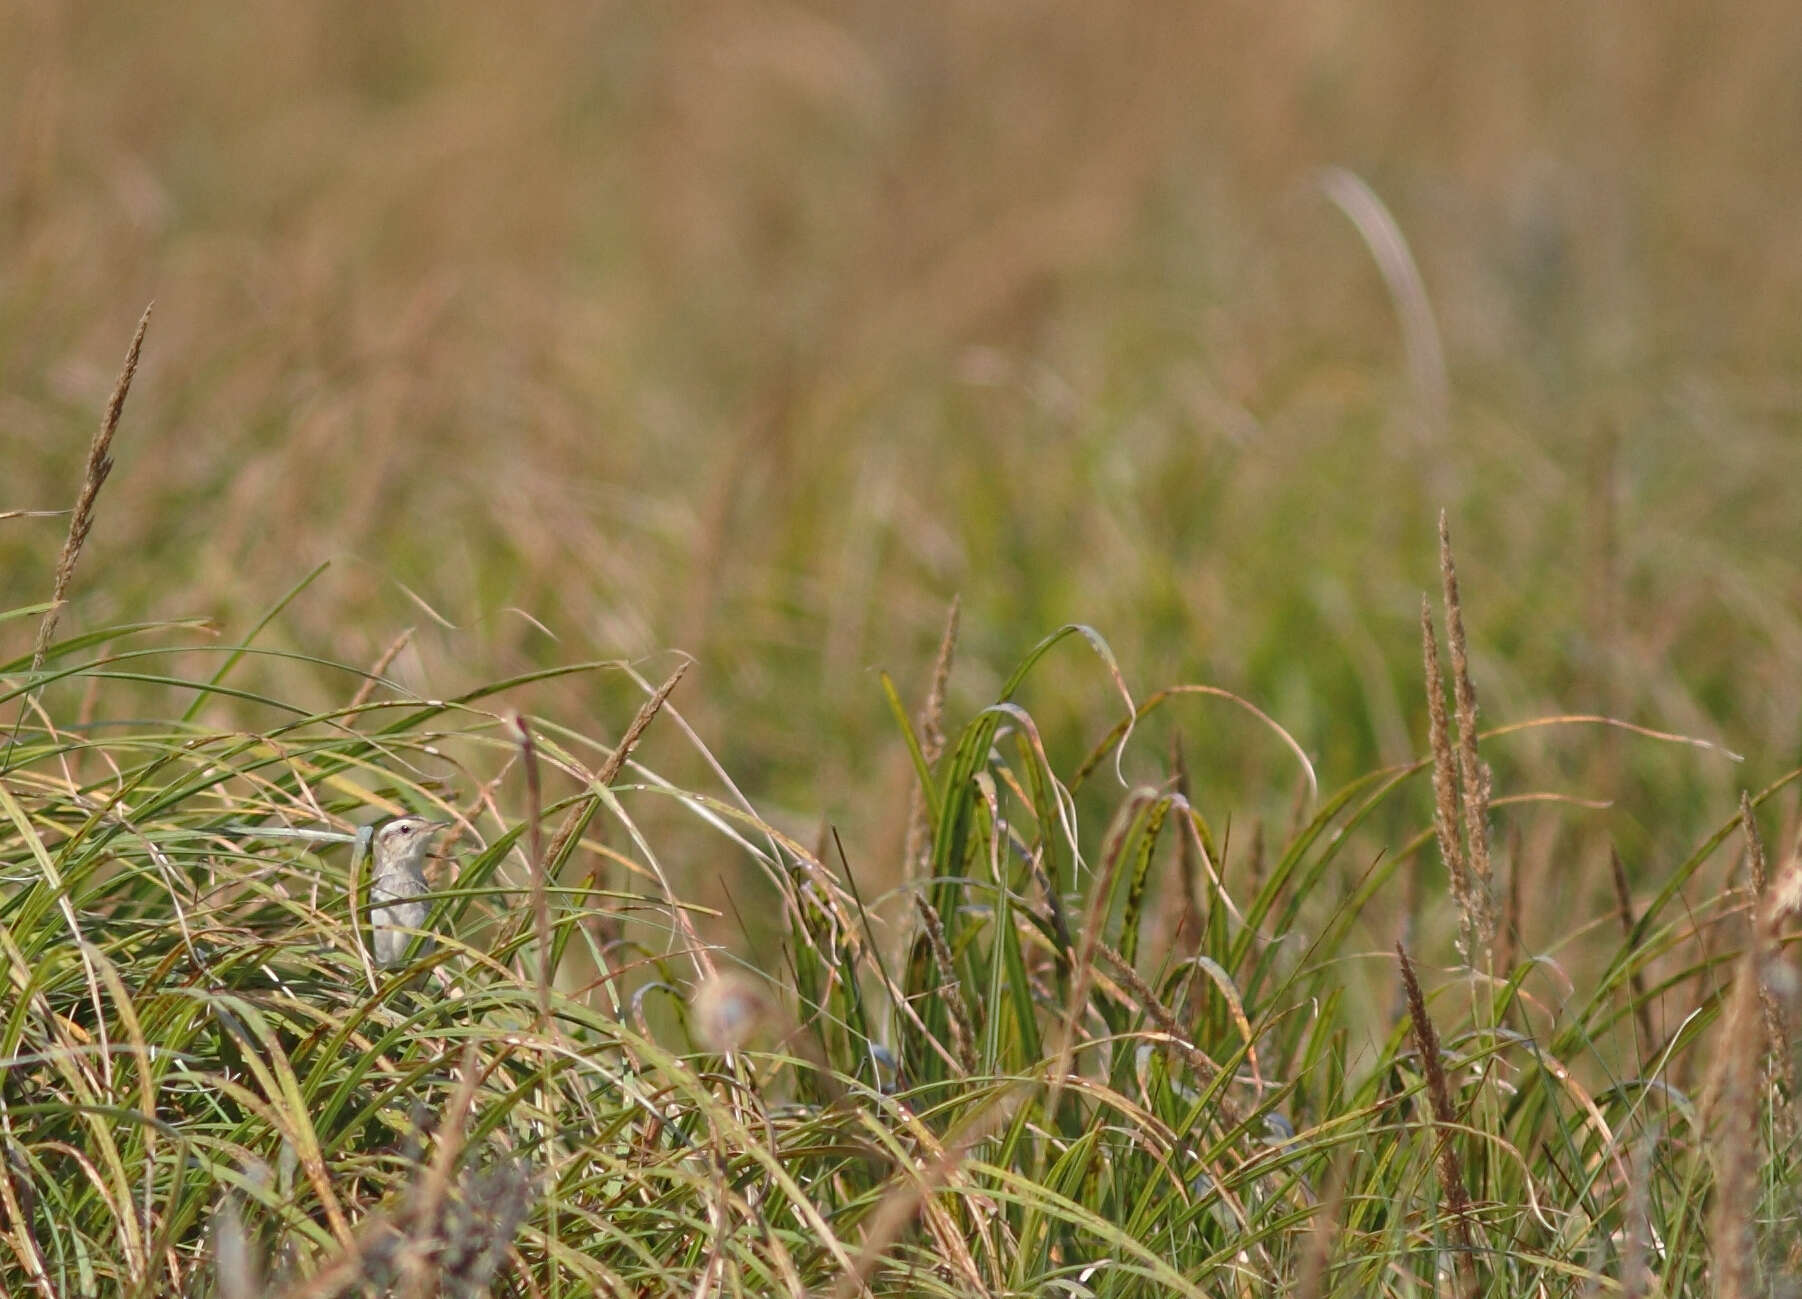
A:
[[2, 343, 1795, 1291], [4, 5, 1801, 1294]]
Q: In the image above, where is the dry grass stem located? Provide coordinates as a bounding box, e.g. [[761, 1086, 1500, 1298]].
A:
[[28, 302, 152, 676], [1096, 942, 1242, 1128], [596, 659, 689, 788], [1422, 595, 1477, 962], [1706, 949, 1766, 1299], [1047, 791, 1146, 1105], [1742, 799, 1796, 1117], [1166, 732, 1204, 961], [920, 594, 959, 763], [1396, 943, 1479, 1292], [1740, 790, 1768, 896], [1438, 513, 1496, 963], [409, 1045, 483, 1274], [512, 713, 553, 1030], [829, 1091, 1016, 1299], [1759, 843, 1802, 1136], [347, 626, 416, 714], [1607, 848, 1657, 1054], [549, 658, 688, 926], [0, 1138, 52, 1298], [904, 596, 961, 883], [913, 893, 976, 1074], [1318, 167, 1448, 443], [1293, 1156, 1350, 1299], [1700, 828, 1802, 1299]]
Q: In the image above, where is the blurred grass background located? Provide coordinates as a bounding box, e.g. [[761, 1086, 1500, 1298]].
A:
[[4, 0, 1800, 950]]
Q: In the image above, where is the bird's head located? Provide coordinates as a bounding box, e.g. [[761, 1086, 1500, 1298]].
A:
[[372, 815, 449, 871]]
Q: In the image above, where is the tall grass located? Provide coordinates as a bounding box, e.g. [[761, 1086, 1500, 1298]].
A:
[[7, 3, 1802, 900], [5, 6, 1802, 1292], [2, 482, 1798, 1292]]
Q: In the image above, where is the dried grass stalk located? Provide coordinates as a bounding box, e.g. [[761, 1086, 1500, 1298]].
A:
[[1047, 792, 1147, 1104], [30, 303, 153, 675], [913, 893, 976, 1074], [1396, 943, 1479, 1292], [920, 595, 958, 762], [346, 626, 416, 714], [1740, 791, 1768, 896], [1707, 948, 1765, 1299], [1760, 837, 1802, 1141], [1607, 847, 1657, 1053], [596, 660, 689, 788], [512, 713, 553, 1030], [1438, 513, 1495, 962], [1097, 942, 1243, 1128], [1740, 796, 1795, 1118], [1701, 827, 1802, 1299], [553, 659, 689, 920], [1293, 1156, 1350, 1299], [1165, 732, 1204, 961], [829, 1092, 1013, 1299], [0, 1138, 51, 1297], [1422, 596, 1477, 962], [1318, 168, 1448, 442], [904, 596, 960, 883]]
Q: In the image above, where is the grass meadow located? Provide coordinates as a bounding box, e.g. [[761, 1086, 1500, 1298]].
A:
[[3, 4, 1802, 1294]]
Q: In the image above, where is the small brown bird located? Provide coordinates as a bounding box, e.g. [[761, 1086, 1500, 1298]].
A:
[[368, 815, 449, 968]]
